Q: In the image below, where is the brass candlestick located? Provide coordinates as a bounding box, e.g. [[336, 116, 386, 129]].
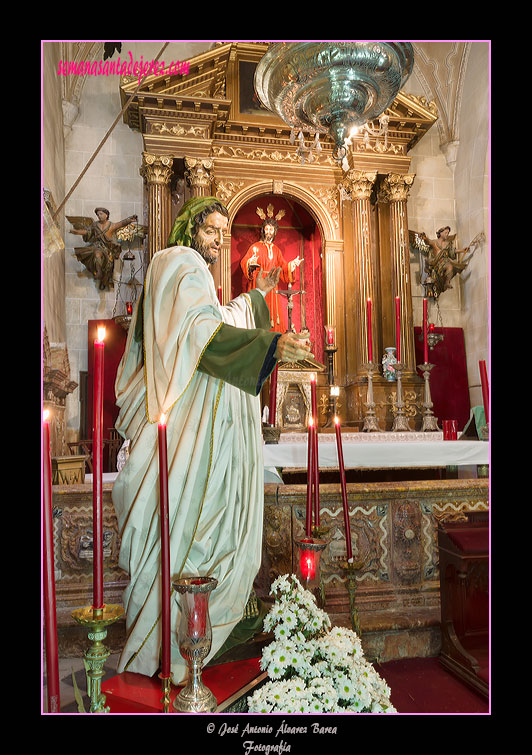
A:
[[391, 362, 412, 432], [417, 362, 440, 432], [340, 559, 364, 635], [361, 361, 382, 432], [71, 604, 124, 713]]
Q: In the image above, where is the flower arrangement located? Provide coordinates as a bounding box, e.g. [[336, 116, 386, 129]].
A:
[[247, 574, 396, 714]]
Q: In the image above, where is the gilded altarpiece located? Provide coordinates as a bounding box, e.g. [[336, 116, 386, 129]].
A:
[[120, 42, 438, 428]]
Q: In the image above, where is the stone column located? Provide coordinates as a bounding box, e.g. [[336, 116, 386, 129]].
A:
[[340, 170, 378, 377], [140, 153, 173, 261], [184, 157, 213, 197], [379, 173, 416, 376]]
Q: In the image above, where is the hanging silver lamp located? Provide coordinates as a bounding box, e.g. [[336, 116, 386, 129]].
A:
[[254, 42, 414, 164]]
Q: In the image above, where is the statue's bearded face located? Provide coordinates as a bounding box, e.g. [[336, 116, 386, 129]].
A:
[[192, 211, 228, 265], [263, 223, 275, 243]]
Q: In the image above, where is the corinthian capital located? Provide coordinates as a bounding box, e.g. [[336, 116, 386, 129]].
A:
[[184, 157, 213, 195], [379, 173, 416, 202], [140, 153, 174, 185], [338, 170, 377, 201]]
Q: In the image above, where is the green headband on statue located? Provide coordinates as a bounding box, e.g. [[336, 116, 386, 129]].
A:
[[167, 196, 228, 248]]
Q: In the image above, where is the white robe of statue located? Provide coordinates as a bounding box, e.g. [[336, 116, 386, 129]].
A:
[[112, 246, 265, 682]]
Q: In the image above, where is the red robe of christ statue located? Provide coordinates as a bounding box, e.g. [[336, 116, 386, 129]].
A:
[[241, 240, 295, 333]]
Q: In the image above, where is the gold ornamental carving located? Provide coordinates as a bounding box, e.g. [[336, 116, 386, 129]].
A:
[[214, 179, 245, 204], [140, 153, 173, 186], [313, 185, 340, 229], [184, 157, 213, 196], [212, 144, 336, 166], [151, 122, 208, 139], [379, 173, 416, 203], [339, 170, 377, 201]]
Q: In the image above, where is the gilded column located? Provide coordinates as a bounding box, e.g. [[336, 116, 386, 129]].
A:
[[140, 153, 173, 260], [380, 173, 416, 376], [184, 157, 213, 197], [340, 170, 378, 377]]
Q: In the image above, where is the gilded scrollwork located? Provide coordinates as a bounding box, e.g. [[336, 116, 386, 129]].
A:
[[214, 179, 246, 204], [312, 186, 340, 228], [151, 122, 207, 139]]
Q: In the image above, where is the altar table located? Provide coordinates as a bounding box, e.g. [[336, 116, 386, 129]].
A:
[[263, 433, 489, 472]]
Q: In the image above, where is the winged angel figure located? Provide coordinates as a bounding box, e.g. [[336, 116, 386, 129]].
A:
[[409, 226, 485, 299], [67, 208, 138, 290]]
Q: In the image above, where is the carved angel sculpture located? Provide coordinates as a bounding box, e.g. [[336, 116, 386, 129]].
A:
[[409, 226, 485, 299], [67, 208, 137, 290]]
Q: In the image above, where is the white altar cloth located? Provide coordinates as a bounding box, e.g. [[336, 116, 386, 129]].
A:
[[88, 434, 488, 488], [263, 433, 489, 470]]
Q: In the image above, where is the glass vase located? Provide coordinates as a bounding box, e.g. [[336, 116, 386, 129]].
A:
[[172, 576, 218, 713], [294, 538, 327, 606]]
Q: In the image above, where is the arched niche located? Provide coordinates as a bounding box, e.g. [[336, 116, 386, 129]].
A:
[[221, 181, 342, 367]]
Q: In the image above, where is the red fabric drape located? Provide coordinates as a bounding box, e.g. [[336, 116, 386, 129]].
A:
[[413, 326, 470, 431], [230, 195, 324, 363]]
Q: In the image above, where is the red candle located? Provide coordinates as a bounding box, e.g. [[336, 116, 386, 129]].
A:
[[366, 298, 373, 363], [92, 326, 105, 611], [43, 410, 60, 713], [479, 360, 489, 423], [395, 296, 401, 363], [299, 543, 316, 582], [334, 416, 353, 560], [310, 374, 320, 526], [158, 413, 171, 677], [326, 327, 335, 346], [269, 364, 278, 427], [217, 286, 222, 304], [423, 298, 428, 364], [126, 301, 133, 316], [306, 416, 314, 537]]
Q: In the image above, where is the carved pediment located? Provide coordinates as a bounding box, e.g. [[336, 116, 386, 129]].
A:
[[121, 42, 438, 160]]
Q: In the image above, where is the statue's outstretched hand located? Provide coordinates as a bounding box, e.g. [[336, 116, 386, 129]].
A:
[[256, 266, 281, 294]]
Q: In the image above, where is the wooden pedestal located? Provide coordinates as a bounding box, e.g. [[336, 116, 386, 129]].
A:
[[437, 511, 489, 698]]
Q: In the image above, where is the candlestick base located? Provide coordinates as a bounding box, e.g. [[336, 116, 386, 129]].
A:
[[391, 363, 412, 432], [361, 362, 383, 432], [480, 424, 489, 441], [340, 559, 364, 636], [72, 604, 124, 713], [417, 362, 440, 432]]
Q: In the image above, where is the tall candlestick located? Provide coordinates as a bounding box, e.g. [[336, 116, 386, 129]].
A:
[[334, 416, 353, 560], [395, 296, 401, 363], [269, 364, 278, 426], [479, 360, 489, 423], [158, 413, 171, 678], [310, 374, 320, 526], [43, 410, 60, 712], [366, 298, 373, 363], [423, 298, 428, 365], [306, 416, 314, 537], [92, 326, 105, 611]]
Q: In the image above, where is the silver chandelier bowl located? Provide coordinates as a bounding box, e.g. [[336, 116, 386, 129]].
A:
[[254, 42, 414, 162]]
